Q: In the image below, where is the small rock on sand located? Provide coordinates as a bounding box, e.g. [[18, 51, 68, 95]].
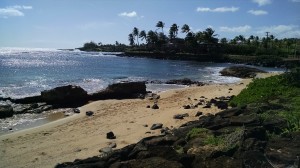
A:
[[150, 123, 163, 130]]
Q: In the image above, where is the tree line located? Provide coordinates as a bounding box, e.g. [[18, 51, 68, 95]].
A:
[[79, 21, 299, 58], [127, 21, 299, 57]]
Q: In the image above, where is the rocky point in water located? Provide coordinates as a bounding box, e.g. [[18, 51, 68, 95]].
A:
[[220, 66, 267, 78]]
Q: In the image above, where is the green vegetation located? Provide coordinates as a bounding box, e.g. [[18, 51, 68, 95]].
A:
[[203, 135, 224, 146], [230, 71, 300, 133], [186, 128, 209, 140]]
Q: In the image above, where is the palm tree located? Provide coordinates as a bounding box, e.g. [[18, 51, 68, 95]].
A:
[[146, 30, 158, 45], [195, 31, 204, 44], [128, 33, 135, 46], [139, 30, 147, 43], [220, 38, 228, 44], [270, 35, 275, 49], [202, 28, 218, 44], [181, 24, 190, 34], [156, 21, 165, 34], [132, 27, 139, 46], [169, 23, 179, 42]]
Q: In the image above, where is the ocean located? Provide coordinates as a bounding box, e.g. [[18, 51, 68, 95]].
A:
[[0, 47, 284, 134]]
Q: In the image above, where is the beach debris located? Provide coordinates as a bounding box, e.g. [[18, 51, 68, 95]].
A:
[[150, 123, 163, 130], [145, 131, 151, 134], [200, 96, 205, 98], [151, 104, 159, 109], [143, 124, 148, 127], [146, 105, 150, 108], [173, 113, 189, 120], [229, 88, 233, 91], [195, 111, 203, 117], [85, 111, 94, 116], [73, 108, 80, 113], [106, 131, 116, 139]]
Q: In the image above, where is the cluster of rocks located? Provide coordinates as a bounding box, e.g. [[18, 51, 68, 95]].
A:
[[180, 95, 234, 112], [56, 103, 300, 168], [0, 82, 147, 119], [147, 78, 206, 86], [220, 66, 267, 78]]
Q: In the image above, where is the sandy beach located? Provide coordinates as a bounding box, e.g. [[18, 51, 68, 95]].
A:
[[0, 77, 257, 168]]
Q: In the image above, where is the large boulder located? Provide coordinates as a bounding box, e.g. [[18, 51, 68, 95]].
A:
[[90, 82, 147, 100], [41, 85, 88, 106], [0, 104, 13, 118], [220, 66, 266, 78]]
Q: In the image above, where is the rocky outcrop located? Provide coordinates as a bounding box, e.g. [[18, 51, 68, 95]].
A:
[[0, 104, 13, 118], [1, 82, 148, 118], [89, 82, 147, 100], [166, 78, 205, 86], [56, 104, 299, 168], [41, 85, 88, 106], [220, 66, 267, 78]]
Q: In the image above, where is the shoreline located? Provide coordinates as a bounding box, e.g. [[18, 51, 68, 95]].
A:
[[0, 73, 279, 168]]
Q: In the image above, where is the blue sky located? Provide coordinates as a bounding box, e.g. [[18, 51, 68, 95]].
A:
[[0, 0, 299, 48]]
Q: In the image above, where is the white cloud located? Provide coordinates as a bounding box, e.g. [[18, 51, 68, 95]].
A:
[[252, 0, 272, 6], [196, 7, 239, 13], [0, 5, 32, 18], [118, 11, 137, 17], [248, 10, 268, 15], [256, 25, 300, 38], [22, 6, 33, 10], [0, 8, 24, 17], [220, 25, 252, 33]]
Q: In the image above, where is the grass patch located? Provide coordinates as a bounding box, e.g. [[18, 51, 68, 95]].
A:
[[230, 72, 300, 133], [186, 128, 210, 140], [204, 135, 224, 146]]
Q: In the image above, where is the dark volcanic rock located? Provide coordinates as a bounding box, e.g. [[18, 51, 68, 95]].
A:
[[230, 114, 260, 126], [183, 105, 191, 109], [90, 82, 146, 100], [85, 111, 94, 116], [106, 131, 116, 139], [0, 104, 13, 118], [195, 111, 203, 117], [150, 123, 163, 130], [265, 132, 300, 167], [215, 107, 243, 118], [41, 85, 88, 106], [242, 151, 273, 168], [215, 101, 228, 110], [220, 66, 266, 78], [12, 95, 43, 104], [173, 113, 189, 120], [151, 104, 159, 109], [166, 78, 195, 85], [110, 157, 184, 168]]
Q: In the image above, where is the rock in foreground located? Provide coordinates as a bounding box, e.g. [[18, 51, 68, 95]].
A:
[[41, 85, 88, 106], [220, 66, 266, 78]]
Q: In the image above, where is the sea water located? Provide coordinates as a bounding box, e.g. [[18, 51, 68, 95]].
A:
[[0, 47, 284, 134]]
